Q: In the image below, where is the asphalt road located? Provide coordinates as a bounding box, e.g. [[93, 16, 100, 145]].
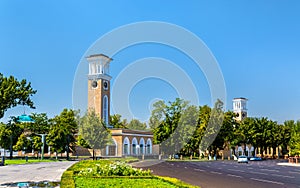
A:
[[145, 160, 300, 188], [0, 161, 76, 186]]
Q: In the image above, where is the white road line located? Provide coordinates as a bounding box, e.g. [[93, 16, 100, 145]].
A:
[[260, 169, 279, 172], [170, 163, 174, 166], [228, 169, 245, 173], [233, 166, 238, 168], [194, 168, 204, 172], [289, 171, 300, 175], [271, 174, 295, 179], [250, 178, 284, 185], [184, 166, 188, 169], [227, 174, 243, 178], [248, 167, 253, 170], [210, 171, 222, 175], [249, 171, 268, 175]]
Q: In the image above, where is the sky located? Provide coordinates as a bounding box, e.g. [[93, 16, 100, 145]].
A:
[[0, 1, 300, 124]]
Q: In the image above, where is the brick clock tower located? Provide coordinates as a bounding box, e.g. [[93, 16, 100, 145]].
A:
[[87, 54, 112, 126], [233, 97, 248, 121]]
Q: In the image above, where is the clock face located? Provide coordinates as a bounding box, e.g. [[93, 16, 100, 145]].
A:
[[92, 81, 98, 88], [103, 81, 108, 90]]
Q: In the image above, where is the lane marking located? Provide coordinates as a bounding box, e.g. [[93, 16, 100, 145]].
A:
[[289, 171, 300, 175], [250, 178, 284, 185], [270, 174, 295, 179], [210, 171, 222, 175], [184, 167, 188, 169], [194, 168, 204, 172], [229, 169, 245, 173], [260, 169, 279, 172], [249, 171, 268, 175], [248, 167, 253, 170], [227, 174, 243, 178]]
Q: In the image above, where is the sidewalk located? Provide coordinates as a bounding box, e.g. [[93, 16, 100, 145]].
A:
[[0, 161, 77, 185]]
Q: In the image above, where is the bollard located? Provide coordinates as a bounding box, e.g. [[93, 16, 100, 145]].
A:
[[25, 156, 28, 162], [142, 154, 144, 161], [190, 155, 192, 160], [228, 156, 230, 160], [159, 154, 161, 160], [180, 155, 183, 160]]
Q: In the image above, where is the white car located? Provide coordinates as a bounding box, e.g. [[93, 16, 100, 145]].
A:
[[237, 155, 248, 163]]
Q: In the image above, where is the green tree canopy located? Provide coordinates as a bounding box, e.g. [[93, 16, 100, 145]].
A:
[[78, 110, 112, 159], [0, 73, 36, 118]]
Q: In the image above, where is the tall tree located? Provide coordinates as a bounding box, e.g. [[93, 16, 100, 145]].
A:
[[46, 109, 77, 159], [0, 73, 36, 118], [152, 98, 190, 155], [78, 110, 112, 160]]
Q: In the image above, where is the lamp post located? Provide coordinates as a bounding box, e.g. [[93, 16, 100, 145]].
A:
[[36, 134, 47, 160]]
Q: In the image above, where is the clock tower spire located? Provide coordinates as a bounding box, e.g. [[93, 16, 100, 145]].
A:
[[233, 97, 248, 121], [87, 54, 112, 126]]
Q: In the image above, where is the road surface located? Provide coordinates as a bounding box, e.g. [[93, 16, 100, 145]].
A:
[[139, 160, 300, 188]]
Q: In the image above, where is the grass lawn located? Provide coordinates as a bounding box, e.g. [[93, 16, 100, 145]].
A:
[[4, 159, 57, 165], [75, 177, 178, 188]]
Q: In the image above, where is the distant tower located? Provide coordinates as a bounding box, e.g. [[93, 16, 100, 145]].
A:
[[233, 97, 248, 121], [87, 54, 112, 125]]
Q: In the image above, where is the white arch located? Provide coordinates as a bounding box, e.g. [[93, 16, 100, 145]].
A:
[[103, 95, 108, 125], [132, 137, 138, 155], [146, 138, 152, 154], [123, 137, 130, 155], [139, 138, 145, 154], [106, 138, 117, 156]]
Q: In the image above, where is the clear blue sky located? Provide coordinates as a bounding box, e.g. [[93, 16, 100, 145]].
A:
[[1, 1, 299, 124]]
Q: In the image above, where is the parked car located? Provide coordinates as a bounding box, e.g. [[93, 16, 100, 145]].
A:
[[237, 155, 248, 163], [249, 156, 262, 161]]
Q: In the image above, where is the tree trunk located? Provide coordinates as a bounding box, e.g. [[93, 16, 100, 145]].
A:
[[92, 149, 95, 160]]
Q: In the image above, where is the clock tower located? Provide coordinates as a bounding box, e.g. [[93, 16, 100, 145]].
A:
[[87, 54, 112, 126], [233, 97, 248, 121]]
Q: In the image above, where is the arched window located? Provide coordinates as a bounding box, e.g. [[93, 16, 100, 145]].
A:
[[146, 138, 152, 154], [132, 137, 138, 155], [123, 137, 130, 155], [103, 95, 108, 125], [139, 138, 145, 154]]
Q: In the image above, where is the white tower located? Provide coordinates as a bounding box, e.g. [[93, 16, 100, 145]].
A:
[[233, 97, 248, 121]]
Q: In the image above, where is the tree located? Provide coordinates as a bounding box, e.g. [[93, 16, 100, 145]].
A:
[[0, 117, 24, 158], [152, 98, 190, 155], [200, 99, 224, 157], [0, 73, 36, 118], [127, 119, 147, 130], [109, 114, 127, 128], [78, 110, 112, 160], [46, 109, 77, 159], [289, 120, 300, 156]]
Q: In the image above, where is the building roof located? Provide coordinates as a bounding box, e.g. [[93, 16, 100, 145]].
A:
[[233, 97, 248, 100], [86, 53, 113, 61]]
